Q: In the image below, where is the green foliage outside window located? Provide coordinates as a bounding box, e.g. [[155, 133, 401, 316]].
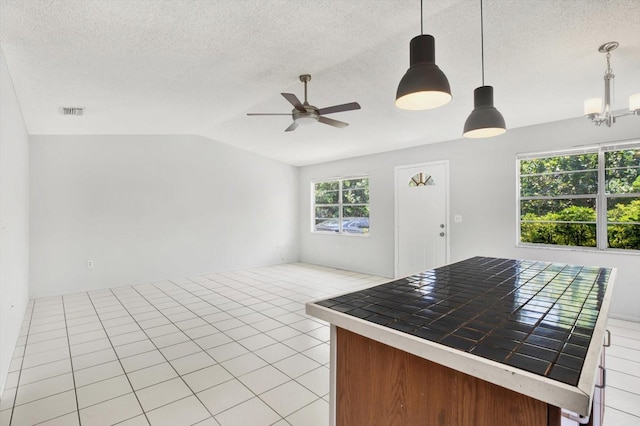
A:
[[314, 177, 369, 234], [521, 207, 597, 247], [520, 154, 598, 198], [519, 146, 639, 250], [608, 199, 640, 249]]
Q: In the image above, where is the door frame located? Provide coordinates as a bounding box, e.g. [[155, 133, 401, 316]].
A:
[[394, 160, 450, 278]]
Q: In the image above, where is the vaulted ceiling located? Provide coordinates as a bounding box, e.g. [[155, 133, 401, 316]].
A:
[[1, 0, 639, 165]]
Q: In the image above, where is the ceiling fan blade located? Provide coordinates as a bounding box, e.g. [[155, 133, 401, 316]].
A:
[[281, 93, 306, 112], [247, 113, 292, 116], [285, 122, 299, 132], [318, 116, 349, 129], [317, 102, 361, 115]]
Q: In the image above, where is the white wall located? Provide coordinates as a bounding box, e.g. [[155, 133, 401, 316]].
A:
[[0, 49, 30, 394], [299, 116, 640, 321], [30, 134, 299, 298]]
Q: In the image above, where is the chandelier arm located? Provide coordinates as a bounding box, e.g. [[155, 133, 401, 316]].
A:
[[603, 72, 612, 118]]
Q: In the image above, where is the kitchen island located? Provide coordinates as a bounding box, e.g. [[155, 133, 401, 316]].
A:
[[306, 257, 614, 426]]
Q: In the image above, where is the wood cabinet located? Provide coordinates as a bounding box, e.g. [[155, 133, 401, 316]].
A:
[[336, 327, 563, 426], [334, 328, 609, 426]]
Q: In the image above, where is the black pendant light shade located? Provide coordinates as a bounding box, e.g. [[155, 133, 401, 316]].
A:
[[463, 0, 506, 138], [395, 35, 452, 110], [463, 86, 506, 138]]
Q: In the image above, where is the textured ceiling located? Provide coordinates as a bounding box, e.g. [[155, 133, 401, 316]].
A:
[[1, 0, 639, 166]]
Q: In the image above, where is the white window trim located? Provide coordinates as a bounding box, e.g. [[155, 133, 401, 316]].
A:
[[516, 140, 640, 253], [311, 175, 370, 237]]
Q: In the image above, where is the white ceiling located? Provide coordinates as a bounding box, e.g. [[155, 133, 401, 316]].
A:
[[1, 0, 639, 166]]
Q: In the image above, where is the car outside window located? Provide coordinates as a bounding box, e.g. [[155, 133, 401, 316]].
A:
[[313, 177, 369, 235]]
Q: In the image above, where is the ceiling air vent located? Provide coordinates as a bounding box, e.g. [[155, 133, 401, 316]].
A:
[[60, 107, 84, 116]]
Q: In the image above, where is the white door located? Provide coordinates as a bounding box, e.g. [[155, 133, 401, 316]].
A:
[[395, 161, 448, 278]]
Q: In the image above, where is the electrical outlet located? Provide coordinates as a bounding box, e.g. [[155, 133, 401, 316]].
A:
[[454, 215, 463, 223], [87, 260, 94, 268]]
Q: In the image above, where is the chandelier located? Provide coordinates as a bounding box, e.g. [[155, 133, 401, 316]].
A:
[[584, 42, 640, 127]]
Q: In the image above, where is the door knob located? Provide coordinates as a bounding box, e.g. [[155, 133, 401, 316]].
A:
[[440, 224, 445, 228], [439, 232, 445, 237]]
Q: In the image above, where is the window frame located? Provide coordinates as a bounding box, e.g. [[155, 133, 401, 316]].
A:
[[311, 175, 370, 236], [516, 141, 640, 253]]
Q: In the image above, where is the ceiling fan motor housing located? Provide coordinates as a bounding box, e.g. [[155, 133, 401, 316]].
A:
[[293, 105, 319, 125]]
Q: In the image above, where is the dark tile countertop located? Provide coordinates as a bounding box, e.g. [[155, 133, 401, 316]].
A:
[[313, 256, 611, 387]]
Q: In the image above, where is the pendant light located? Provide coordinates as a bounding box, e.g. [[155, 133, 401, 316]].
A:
[[463, 0, 506, 138], [395, 0, 452, 110]]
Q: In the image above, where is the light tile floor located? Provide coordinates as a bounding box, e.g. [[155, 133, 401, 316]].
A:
[[0, 263, 386, 426], [0, 263, 638, 425]]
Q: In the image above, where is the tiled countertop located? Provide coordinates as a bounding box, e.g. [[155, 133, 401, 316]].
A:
[[306, 256, 616, 416]]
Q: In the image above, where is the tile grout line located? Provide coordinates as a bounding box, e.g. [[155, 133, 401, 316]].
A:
[[8, 300, 36, 425], [181, 276, 305, 321], [12, 327, 150, 392], [165, 277, 335, 416], [109, 286, 221, 422], [85, 291, 152, 426], [139, 280, 309, 419], [163, 276, 327, 359], [5, 310, 326, 414], [61, 294, 89, 426], [8, 366, 90, 408], [153, 278, 329, 394], [145, 282, 322, 420], [148, 279, 328, 424], [145, 280, 290, 420], [3, 266, 391, 425], [195, 276, 306, 310]]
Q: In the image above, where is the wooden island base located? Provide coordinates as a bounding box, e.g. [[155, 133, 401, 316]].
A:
[[336, 328, 562, 426]]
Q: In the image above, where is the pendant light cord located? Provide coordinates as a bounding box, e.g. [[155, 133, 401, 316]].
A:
[[480, 0, 485, 86], [420, 0, 424, 35]]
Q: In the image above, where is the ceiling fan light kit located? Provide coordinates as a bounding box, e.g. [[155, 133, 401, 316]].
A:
[[463, 0, 506, 139], [247, 74, 360, 132], [584, 41, 640, 127], [395, 0, 452, 110]]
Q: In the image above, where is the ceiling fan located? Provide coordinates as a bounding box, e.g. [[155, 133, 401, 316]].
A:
[[247, 74, 361, 132]]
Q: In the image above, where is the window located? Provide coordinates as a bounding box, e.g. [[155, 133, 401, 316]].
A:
[[409, 172, 435, 186], [518, 142, 640, 251], [313, 177, 369, 234]]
